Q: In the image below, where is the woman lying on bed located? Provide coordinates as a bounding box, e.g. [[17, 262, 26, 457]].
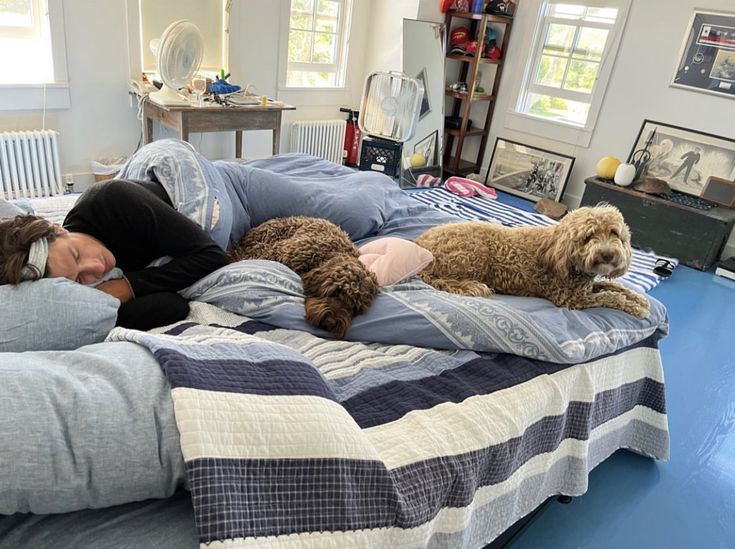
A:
[[0, 179, 229, 330]]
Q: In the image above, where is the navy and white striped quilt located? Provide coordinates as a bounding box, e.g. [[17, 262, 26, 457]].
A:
[[109, 302, 669, 549], [410, 188, 677, 294]]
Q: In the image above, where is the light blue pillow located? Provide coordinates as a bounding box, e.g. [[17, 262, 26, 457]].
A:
[[0, 278, 119, 352], [0, 198, 32, 218], [0, 340, 185, 514]]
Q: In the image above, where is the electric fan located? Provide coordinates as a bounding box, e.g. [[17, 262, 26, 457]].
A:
[[357, 72, 423, 177], [148, 20, 204, 106]]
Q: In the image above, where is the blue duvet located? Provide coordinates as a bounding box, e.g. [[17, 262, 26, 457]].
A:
[[118, 139, 668, 363]]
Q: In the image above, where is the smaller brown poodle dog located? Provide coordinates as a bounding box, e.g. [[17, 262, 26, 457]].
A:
[[415, 205, 649, 318], [228, 216, 379, 338]]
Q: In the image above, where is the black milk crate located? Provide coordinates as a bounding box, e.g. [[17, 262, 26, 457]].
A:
[[359, 136, 402, 178]]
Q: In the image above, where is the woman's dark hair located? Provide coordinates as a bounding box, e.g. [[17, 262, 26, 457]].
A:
[[0, 214, 60, 285]]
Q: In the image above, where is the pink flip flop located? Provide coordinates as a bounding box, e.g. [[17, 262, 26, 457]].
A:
[[443, 176, 498, 199], [416, 174, 442, 188]]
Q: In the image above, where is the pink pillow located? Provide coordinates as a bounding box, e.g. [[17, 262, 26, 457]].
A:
[[358, 237, 434, 286]]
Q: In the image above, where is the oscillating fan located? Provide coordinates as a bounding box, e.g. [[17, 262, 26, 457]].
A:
[[357, 72, 423, 177], [148, 20, 204, 106]]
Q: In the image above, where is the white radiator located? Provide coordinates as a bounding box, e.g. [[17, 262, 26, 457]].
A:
[[290, 120, 346, 165], [0, 130, 62, 199]]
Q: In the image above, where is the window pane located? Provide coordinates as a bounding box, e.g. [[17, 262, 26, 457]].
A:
[[287, 69, 337, 87], [564, 59, 598, 93], [535, 55, 567, 87], [573, 27, 607, 60], [0, 0, 32, 26], [315, 14, 337, 33], [291, 0, 314, 12], [550, 3, 585, 19], [288, 30, 312, 62], [526, 92, 590, 125], [317, 0, 339, 17], [290, 12, 313, 31], [585, 7, 617, 24], [312, 32, 336, 63], [543, 23, 575, 56]]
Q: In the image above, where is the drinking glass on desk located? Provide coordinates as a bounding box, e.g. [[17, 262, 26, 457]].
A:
[[192, 77, 207, 107]]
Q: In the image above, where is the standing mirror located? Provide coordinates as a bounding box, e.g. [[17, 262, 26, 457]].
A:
[[401, 20, 445, 188]]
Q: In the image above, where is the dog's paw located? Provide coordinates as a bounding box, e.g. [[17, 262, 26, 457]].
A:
[[457, 281, 494, 297], [423, 277, 494, 297], [304, 296, 352, 339], [624, 300, 650, 319]]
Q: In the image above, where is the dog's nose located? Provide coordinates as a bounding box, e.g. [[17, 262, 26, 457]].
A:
[[600, 251, 614, 263]]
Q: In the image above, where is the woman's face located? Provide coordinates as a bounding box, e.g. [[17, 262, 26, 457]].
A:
[[46, 230, 116, 284]]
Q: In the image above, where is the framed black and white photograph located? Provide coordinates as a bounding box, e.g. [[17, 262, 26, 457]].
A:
[[671, 9, 735, 99], [628, 119, 735, 196], [413, 129, 438, 166], [483, 138, 575, 202], [415, 67, 431, 120]]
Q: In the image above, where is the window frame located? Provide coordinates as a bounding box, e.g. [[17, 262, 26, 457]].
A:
[[505, 0, 631, 147], [0, 0, 70, 111], [278, 0, 353, 92]]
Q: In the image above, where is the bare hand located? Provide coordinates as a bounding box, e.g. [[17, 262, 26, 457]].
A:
[[96, 279, 134, 303]]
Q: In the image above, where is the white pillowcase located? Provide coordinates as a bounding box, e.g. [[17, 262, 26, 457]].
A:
[[358, 237, 433, 286]]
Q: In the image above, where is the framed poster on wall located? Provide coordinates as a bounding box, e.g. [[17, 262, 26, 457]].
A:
[[671, 10, 735, 99]]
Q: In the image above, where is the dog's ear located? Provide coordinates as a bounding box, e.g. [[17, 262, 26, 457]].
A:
[[538, 224, 575, 278], [304, 296, 352, 338], [302, 256, 379, 313]]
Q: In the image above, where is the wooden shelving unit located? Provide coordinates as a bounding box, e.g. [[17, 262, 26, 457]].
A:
[[443, 8, 516, 177]]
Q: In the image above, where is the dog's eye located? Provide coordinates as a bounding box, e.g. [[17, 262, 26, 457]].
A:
[[610, 229, 620, 238], [583, 234, 594, 243]]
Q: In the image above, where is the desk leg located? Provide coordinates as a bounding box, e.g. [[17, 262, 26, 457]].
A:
[[235, 131, 243, 159], [144, 116, 153, 144], [273, 113, 282, 155]]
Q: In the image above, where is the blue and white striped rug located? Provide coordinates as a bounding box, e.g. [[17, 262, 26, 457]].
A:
[[410, 188, 676, 294]]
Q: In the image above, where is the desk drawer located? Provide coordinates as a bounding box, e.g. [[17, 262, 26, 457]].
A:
[[581, 185, 729, 270]]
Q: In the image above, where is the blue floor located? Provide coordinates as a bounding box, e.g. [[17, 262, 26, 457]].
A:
[[406, 186, 735, 548], [507, 265, 735, 549]]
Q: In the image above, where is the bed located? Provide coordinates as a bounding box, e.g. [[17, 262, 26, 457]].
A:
[[0, 145, 670, 549]]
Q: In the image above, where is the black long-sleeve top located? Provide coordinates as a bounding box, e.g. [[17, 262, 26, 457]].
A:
[[63, 179, 230, 329]]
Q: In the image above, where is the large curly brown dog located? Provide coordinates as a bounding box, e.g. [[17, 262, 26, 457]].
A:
[[228, 216, 379, 338], [415, 205, 649, 318]]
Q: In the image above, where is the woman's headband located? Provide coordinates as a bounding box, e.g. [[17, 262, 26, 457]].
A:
[[21, 237, 49, 281]]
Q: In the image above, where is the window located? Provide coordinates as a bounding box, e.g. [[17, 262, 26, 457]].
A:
[[508, 0, 630, 145], [0, 0, 69, 109], [282, 0, 352, 88], [0, 0, 52, 83]]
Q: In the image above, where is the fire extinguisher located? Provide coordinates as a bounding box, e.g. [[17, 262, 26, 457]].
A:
[[340, 107, 361, 166]]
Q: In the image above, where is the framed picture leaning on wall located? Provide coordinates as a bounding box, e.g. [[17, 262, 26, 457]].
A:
[[671, 9, 735, 99], [483, 138, 575, 202], [628, 119, 735, 196]]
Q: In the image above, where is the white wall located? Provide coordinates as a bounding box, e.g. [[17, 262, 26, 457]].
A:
[[486, 0, 735, 258], [0, 0, 377, 190], [2, 0, 733, 258]]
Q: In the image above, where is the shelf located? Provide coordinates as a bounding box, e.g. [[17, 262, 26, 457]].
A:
[[443, 7, 515, 181], [445, 127, 485, 137], [447, 10, 513, 24], [443, 156, 480, 176], [445, 89, 494, 101], [446, 53, 503, 65]]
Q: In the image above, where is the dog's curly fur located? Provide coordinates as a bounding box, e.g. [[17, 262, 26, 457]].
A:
[[415, 204, 649, 318], [228, 216, 379, 338]]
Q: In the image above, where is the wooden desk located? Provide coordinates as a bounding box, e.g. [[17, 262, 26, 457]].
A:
[[142, 99, 296, 158], [581, 176, 735, 270]]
